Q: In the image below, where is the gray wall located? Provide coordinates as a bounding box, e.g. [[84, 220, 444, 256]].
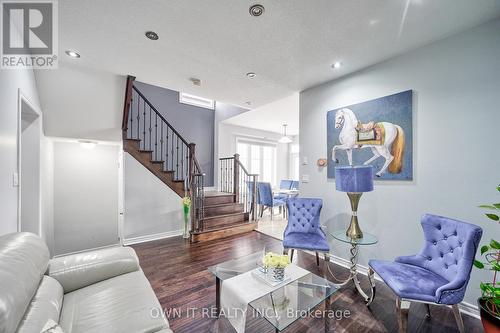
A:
[[53, 141, 119, 255], [299, 19, 500, 307], [134, 81, 215, 186]]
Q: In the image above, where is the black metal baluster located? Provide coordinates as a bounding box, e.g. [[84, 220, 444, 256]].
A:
[[129, 95, 133, 139], [154, 114, 158, 160], [175, 135, 181, 180], [160, 122, 163, 170], [142, 100, 146, 150], [166, 127, 169, 170], [136, 92, 140, 141], [148, 106, 151, 151], [171, 132, 174, 178]]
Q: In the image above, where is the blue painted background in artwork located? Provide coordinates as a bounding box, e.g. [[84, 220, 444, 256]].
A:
[[327, 90, 413, 180]]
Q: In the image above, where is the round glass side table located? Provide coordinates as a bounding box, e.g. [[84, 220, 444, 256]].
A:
[[326, 230, 378, 305]]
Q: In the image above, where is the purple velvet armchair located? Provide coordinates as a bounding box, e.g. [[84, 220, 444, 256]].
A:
[[369, 214, 482, 333], [283, 198, 330, 266]]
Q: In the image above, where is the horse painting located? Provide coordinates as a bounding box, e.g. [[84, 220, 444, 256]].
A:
[[331, 108, 405, 177]]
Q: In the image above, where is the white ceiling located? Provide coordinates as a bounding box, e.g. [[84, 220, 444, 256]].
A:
[[223, 93, 299, 135], [35, 0, 500, 140]]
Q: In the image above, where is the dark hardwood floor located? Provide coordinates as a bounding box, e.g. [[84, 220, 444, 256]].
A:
[[132, 231, 483, 333]]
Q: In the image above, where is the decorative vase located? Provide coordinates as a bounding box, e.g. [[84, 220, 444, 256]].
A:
[[478, 297, 500, 333], [270, 267, 285, 282], [183, 205, 190, 239]]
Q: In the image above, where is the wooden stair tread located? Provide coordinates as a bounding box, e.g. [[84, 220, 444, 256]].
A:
[[125, 138, 141, 142], [139, 149, 154, 153], [202, 212, 246, 221], [204, 191, 236, 197], [193, 221, 254, 234], [204, 202, 242, 208], [151, 161, 164, 164]]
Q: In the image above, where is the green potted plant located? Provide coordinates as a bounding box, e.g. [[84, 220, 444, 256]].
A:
[[182, 196, 191, 239], [473, 185, 500, 332]]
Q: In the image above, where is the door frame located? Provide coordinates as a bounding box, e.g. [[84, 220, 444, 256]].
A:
[[17, 89, 42, 233]]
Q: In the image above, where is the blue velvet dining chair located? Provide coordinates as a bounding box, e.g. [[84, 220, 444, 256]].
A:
[[368, 214, 482, 333], [257, 182, 286, 220], [246, 181, 256, 215], [283, 198, 330, 267], [274, 179, 293, 201]]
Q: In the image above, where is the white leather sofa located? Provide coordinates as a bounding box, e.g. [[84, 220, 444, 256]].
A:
[[0, 232, 172, 333]]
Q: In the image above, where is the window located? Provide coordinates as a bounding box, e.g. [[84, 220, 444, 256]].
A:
[[179, 92, 215, 109], [237, 139, 277, 186], [290, 144, 300, 181]]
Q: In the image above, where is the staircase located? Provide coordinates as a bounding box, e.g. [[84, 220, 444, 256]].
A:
[[121, 76, 258, 242]]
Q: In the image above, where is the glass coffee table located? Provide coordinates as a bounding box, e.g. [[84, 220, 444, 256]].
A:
[[208, 252, 338, 332]]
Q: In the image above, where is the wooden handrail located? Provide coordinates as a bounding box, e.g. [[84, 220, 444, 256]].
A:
[[122, 75, 136, 134]]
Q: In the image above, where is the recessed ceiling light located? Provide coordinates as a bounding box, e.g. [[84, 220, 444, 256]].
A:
[[246, 72, 256, 78], [145, 31, 159, 40], [189, 77, 201, 86], [249, 4, 265, 17], [65, 50, 80, 58], [332, 62, 342, 69]]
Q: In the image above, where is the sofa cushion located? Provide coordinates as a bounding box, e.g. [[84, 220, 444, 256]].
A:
[[48, 246, 140, 293], [0, 232, 50, 333], [16, 276, 64, 333], [59, 270, 169, 333]]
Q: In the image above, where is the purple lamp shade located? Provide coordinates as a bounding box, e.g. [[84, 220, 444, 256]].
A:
[[335, 166, 374, 193]]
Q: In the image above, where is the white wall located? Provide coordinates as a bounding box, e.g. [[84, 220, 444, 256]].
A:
[[218, 123, 291, 187], [123, 153, 183, 243], [299, 19, 500, 307], [53, 141, 120, 255], [41, 137, 54, 255], [0, 66, 42, 235]]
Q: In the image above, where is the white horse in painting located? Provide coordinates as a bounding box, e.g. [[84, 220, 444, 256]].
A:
[[332, 108, 405, 177]]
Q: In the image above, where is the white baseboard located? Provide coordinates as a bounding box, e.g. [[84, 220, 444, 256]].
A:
[[315, 251, 480, 318], [123, 229, 183, 246]]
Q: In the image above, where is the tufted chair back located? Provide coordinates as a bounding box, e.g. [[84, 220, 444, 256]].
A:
[[396, 214, 482, 304], [279, 180, 293, 190], [257, 182, 273, 206], [285, 198, 323, 236], [246, 181, 255, 206]]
